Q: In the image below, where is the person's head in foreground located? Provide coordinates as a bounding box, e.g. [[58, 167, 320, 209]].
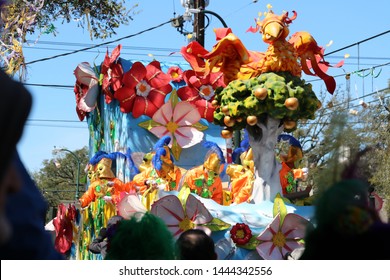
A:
[[176, 229, 217, 260], [105, 212, 176, 260]]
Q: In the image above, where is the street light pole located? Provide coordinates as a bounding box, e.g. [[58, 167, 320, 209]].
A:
[[53, 147, 81, 201]]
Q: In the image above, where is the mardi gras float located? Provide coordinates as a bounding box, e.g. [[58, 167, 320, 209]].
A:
[[60, 7, 345, 260]]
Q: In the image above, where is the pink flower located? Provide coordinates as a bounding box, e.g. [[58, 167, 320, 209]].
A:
[[149, 99, 204, 149], [73, 62, 99, 121], [114, 60, 172, 118], [256, 213, 309, 260], [101, 44, 124, 104], [177, 70, 225, 122], [151, 194, 213, 237]]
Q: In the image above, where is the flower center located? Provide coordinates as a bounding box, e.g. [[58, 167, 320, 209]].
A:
[[179, 217, 195, 231], [136, 80, 151, 97], [236, 229, 245, 239], [199, 85, 214, 100], [272, 231, 286, 247], [166, 121, 178, 133], [171, 72, 179, 79]]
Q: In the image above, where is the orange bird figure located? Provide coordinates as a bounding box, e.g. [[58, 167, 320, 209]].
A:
[[184, 10, 343, 94]]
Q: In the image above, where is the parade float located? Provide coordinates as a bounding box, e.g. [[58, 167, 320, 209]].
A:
[[56, 7, 345, 260]]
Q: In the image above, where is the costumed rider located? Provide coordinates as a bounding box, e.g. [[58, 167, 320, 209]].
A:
[[227, 130, 255, 204], [180, 141, 225, 205], [277, 134, 307, 195], [79, 149, 137, 208], [132, 135, 182, 195]]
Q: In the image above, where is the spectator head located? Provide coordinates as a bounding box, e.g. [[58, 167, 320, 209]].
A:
[[176, 229, 217, 260], [105, 212, 175, 260]]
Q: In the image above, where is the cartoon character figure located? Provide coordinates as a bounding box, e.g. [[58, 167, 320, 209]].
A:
[[180, 141, 225, 204], [277, 134, 306, 195], [227, 147, 255, 204], [132, 136, 182, 195], [79, 151, 135, 208]]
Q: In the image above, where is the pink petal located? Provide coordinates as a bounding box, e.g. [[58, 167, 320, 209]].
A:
[[257, 214, 281, 241], [174, 127, 204, 148], [150, 127, 172, 139], [256, 241, 284, 260], [284, 240, 303, 254], [185, 194, 213, 225], [151, 195, 185, 226], [282, 213, 309, 239], [117, 194, 146, 219], [152, 101, 173, 125], [74, 62, 98, 87], [77, 84, 99, 112], [173, 102, 201, 125]]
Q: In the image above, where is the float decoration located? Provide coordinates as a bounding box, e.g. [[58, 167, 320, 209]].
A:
[[53, 203, 78, 254], [151, 188, 230, 237], [179, 7, 343, 203], [256, 196, 311, 260], [138, 90, 207, 160]]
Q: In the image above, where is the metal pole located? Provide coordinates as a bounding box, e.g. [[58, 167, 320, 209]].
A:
[[194, 0, 205, 46]]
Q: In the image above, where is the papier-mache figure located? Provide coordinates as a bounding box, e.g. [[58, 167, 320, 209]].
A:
[[79, 150, 136, 208], [180, 141, 225, 205], [277, 134, 306, 195], [132, 136, 182, 195], [227, 132, 255, 204], [78, 149, 137, 259]]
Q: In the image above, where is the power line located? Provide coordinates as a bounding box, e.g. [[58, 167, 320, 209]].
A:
[[24, 19, 174, 66], [324, 30, 390, 56]]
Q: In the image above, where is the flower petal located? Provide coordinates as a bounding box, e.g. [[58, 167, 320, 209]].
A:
[[114, 87, 136, 113], [77, 84, 98, 112], [132, 96, 159, 118], [123, 62, 146, 88], [281, 213, 310, 239], [151, 195, 185, 230], [257, 214, 281, 241], [177, 86, 199, 102], [256, 241, 284, 260], [174, 127, 203, 148], [152, 101, 173, 125], [150, 126, 172, 139], [194, 99, 215, 122], [185, 194, 213, 225], [117, 194, 147, 219], [173, 102, 201, 125]]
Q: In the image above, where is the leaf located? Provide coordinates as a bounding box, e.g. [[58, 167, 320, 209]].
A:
[[171, 137, 182, 160], [169, 89, 179, 107], [192, 122, 208, 131], [178, 185, 190, 209], [138, 119, 161, 130], [273, 193, 287, 225], [237, 235, 261, 250], [203, 218, 231, 231]]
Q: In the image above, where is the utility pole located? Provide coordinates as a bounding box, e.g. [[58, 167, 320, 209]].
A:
[[194, 0, 205, 46]]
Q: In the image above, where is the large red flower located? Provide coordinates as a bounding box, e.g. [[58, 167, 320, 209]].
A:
[[101, 44, 124, 104], [114, 60, 172, 118], [177, 70, 225, 122]]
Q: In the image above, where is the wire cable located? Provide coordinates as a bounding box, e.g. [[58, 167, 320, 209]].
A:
[[24, 19, 174, 66]]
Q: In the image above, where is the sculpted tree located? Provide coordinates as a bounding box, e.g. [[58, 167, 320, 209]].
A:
[[181, 9, 342, 202]]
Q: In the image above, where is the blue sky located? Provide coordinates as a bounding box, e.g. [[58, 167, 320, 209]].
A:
[[17, 0, 390, 172]]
